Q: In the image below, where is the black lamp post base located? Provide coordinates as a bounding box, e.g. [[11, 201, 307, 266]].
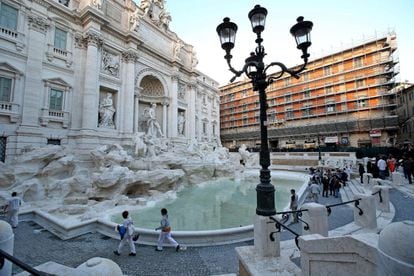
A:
[[256, 182, 276, 216]]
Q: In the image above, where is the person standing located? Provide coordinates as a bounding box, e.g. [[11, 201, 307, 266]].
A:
[[403, 156, 413, 184], [155, 208, 181, 252], [4, 192, 21, 228], [387, 154, 396, 174], [289, 189, 299, 223], [377, 156, 387, 180], [359, 163, 365, 184], [322, 175, 329, 197], [309, 181, 321, 203], [114, 210, 136, 256]]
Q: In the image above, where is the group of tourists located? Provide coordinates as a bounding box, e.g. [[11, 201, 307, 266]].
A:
[[363, 154, 414, 184], [114, 208, 184, 257]]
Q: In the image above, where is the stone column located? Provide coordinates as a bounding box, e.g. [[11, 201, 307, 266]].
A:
[[254, 215, 279, 257], [81, 31, 102, 130], [121, 50, 139, 134], [301, 203, 329, 237], [188, 82, 197, 140], [353, 193, 377, 229], [133, 93, 139, 133], [170, 72, 179, 137], [21, 15, 50, 126], [162, 101, 168, 137]]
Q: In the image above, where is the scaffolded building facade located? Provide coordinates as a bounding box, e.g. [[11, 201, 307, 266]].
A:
[[220, 33, 399, 151]]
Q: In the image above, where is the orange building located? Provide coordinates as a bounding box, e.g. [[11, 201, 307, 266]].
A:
[[219, 33, 399, 151]]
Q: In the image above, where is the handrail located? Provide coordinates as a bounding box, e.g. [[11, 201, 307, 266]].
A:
[[371, 190, 383, 202], [276, 209, 310, 231], [0, 249, 51, 276], [325, 198, 363, 216], [268, 217, 301, 249]]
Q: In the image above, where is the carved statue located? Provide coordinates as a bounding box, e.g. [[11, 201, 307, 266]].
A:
[[143, 103, 163, 137], [173, 40, 183, 60], [92, 0, 102, 9], [139, 0, 152, 17], [98, 93, 116, 129], [133, 132, 147, 157], [143, 134, 156, 157], [153, 0, 165, 9], [158, 11, 171, 30], [102, 51, 119, 76], [191, 50, 198, 69], [177, 111, 185, 135], [238, 144, 250, 166], [129, 8, 140, 31]]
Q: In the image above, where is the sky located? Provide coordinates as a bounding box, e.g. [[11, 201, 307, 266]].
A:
[[156, 0, 414, 86]]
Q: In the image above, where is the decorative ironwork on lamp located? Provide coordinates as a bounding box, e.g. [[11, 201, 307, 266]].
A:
[[216, 5, 313, 216]]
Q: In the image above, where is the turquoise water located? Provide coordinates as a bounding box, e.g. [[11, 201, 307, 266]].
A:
[[113, 176, 304, 231]]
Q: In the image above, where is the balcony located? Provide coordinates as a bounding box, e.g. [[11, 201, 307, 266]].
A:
[[0, 26, 25, 51], [39, 108, 70, 128], [0, 101, 20, 122], [46, 44, 73, 68]]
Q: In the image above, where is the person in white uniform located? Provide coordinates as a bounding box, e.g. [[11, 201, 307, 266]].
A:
[[155, 208, 181, 252], [113, 210, 136, 256]]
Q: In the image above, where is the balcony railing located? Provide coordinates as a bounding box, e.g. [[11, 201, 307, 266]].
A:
[[0, 101, 20, 122], [40, 108, 70, 128]]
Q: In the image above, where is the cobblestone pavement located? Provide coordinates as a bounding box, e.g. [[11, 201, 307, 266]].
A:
[[11, 182, 414, 276]]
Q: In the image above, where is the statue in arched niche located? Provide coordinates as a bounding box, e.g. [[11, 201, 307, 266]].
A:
[[143, 103, 163, 137], [177, 111, 185, 136], [98, 93, 116, 129]]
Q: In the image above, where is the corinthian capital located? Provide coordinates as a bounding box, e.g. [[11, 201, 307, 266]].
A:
[[122, 50, 139, 63], [27, 14, 50, 33], [84, 31, 103, 47]]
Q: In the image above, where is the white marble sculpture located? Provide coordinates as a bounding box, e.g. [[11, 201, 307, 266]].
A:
[[177, 111, 185, 136], [139, 0, 152, 17], [173, 40, 183, 60], [143, 103, 163, 137], [238, 144, 250, 166], [102, 51, 119, 76], [133, 132, 147, 157], [98, 93, 116, 129]]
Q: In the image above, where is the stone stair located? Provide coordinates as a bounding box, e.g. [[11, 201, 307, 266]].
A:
[[340, 178, 370, 202]]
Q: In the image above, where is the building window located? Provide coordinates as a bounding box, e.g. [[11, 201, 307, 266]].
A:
[[325, 86, 333, 94], [268, 110, 276, 122], [243, 115, 248, 125], [54, 28, 67, 50], [242, 90, 248, 98], [229, 93, 234, 101], [0, 3, 18, 30], [304, 90, 310, 98], [212, 124, 216, 136], [0, 77, 12, 102], [356, 79, 365, 88], [49, 88, 63, 111], [353, 56, 364, 68], [242, 103, 248, 111], [302, 105, 312, 116], [255, 112, 259, 122], [285, 95, 291, 102], [303, 72, 310, 81], [0, 136, 6, 163], [58, 0, 70, 7], [286, 108, 294, 119], [203, 122, 207, 134], [47, 139, 61, 145], [326, 103, 336, 113], [357, 98, 367, 108], [324, 65, 332, 76], [284, 78, 290, 87]]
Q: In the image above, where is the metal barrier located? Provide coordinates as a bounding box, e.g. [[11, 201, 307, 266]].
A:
[[268, 217, 302, 249], [325, 199, 363, 216], [0, 249, 51, 276], [276, 209, 310, 231], [371, 190, 383, 202]]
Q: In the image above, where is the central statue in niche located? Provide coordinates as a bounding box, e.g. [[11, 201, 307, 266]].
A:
[[143, 103, 163, 137]]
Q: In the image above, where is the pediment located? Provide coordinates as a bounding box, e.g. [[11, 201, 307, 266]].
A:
[[0, 62, 23, 76], [43, 77, 72, 88]]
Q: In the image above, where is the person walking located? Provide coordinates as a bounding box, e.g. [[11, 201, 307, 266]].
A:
[[4, 192, 21, 228], [403, 156, 413, 184], [322, 175, 329, 197], [114, 210, 136, 256], [155, 208, 181, 252], [359, 163, 365, 184], [289, 189, 299, 223], [377, 156, 387, 180], [309, 181, 321, 203]]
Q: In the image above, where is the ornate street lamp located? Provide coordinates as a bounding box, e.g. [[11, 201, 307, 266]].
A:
[[217, 5, 313, 216]]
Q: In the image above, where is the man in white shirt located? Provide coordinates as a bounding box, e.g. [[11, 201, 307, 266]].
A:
[[4, 192, 21, 228], [310, 182, 321, 203], [377, 156, 387, 180]]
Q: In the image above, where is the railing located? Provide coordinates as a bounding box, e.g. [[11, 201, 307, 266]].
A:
[[268, 217, 302, 249], [276, 209, 310, 231], [371, 190, 383, 203], [325, 198, 363, 216], [0, 249, 50, 276]]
